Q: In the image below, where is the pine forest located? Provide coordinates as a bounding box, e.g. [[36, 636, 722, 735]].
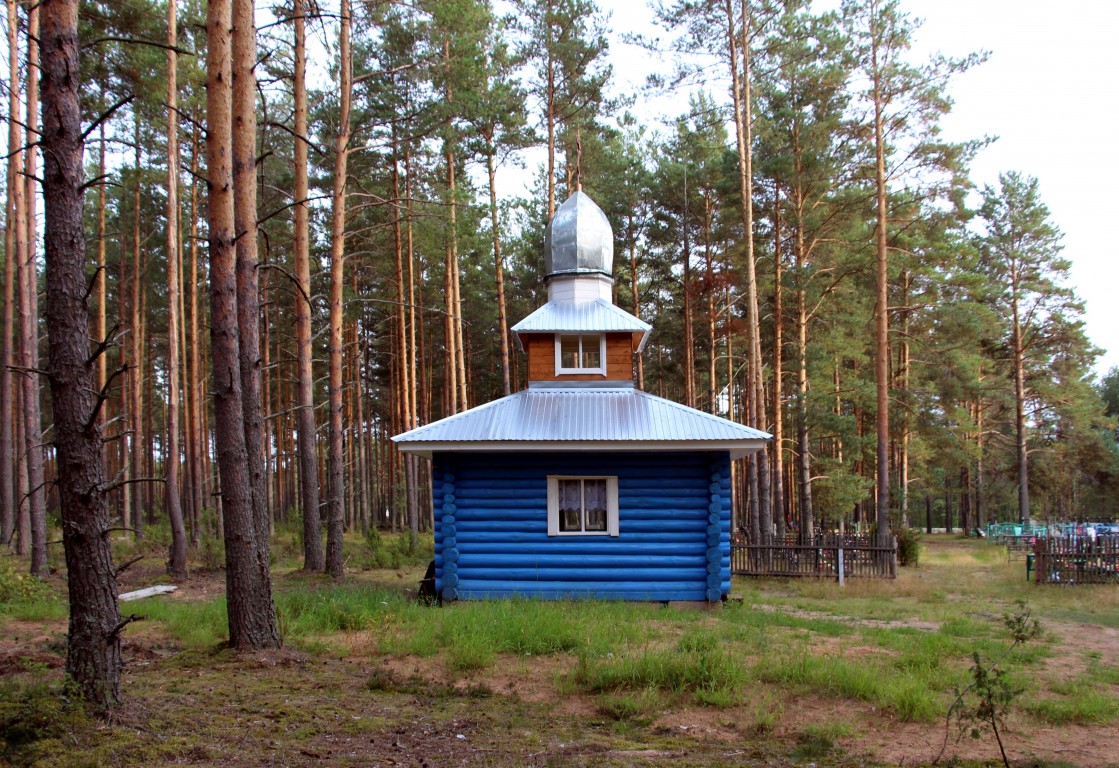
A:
[[1, 0, 1117, 714]]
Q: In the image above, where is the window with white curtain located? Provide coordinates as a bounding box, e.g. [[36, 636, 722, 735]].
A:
[[547, 476, 618, 536]]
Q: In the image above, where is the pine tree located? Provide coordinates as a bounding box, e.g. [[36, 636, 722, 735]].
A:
[[979, 172, 1070, 526]]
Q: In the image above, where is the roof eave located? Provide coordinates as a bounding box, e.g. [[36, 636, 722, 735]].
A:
[[395, 438, 769, 461]]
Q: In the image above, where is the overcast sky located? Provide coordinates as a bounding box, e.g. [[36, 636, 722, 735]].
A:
[[597, 0, 1118, 378]]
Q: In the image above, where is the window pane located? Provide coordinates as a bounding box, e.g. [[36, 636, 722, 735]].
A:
[[584, 479, 607, 531], [582, 335, 601, 368], [558, 479, 581, 532], [560, 335, 580, 368], [563, 508, 582, 532]]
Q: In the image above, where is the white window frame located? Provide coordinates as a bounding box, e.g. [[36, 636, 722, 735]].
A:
[[547, 475, 619, 537], [554, 333, 607, 376]]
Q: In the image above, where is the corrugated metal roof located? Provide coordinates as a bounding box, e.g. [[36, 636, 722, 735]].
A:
[[393, 386, 770, 458], [511, 299, 651, 335]]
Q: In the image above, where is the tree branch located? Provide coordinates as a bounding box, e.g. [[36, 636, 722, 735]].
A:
[[80, 96, 135, 145], [115, 555, 144, 576]]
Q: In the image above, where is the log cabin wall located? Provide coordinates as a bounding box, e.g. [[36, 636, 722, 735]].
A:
[[432, 451, 732, 601]]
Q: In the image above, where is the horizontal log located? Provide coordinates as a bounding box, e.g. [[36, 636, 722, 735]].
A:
[[451, 531, 710, 546], [455, 567, 708, 582], [456, 587, 709, 601], [455, 554, 704, 568], [454, 542, 707, 557]]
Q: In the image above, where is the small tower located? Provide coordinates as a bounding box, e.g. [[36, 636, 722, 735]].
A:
[[512, 192, 651, 385]]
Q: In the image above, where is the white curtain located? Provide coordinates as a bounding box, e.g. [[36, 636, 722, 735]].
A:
[[584, 479, 607, 531]]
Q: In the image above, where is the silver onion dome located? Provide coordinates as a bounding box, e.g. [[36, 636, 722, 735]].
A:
[[543, 191, 614, 281]]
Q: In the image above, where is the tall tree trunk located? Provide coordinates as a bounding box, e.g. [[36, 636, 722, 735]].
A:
[[129, 120, 144, 539], [1011, 274, 1029, 524], [21, 1, 47, 574], [404, 144, 421, 534], [870, 1, 892, 546], [206, 0, 279, 649], [325, 0, 352, 578], [232, 0, 269, 556], [975, 396, 986, 529], [391, 127, 419, 535], [898, 270, 910, 529], [2, 0, 20, 550], [726, 0, 770, 543], [188, 120, 204, 546], [794, 217, 813, 541], [771, 187, 785, 538], [545, 31, 556, 218], [292, 0, 322, 570], [41, 0, 121, 712], [629, 227, 644, 390], [165, 0, 187, 578], [703, 198, 717, 415], [486, 145, 511, 396], [682, 169, 695, 408]]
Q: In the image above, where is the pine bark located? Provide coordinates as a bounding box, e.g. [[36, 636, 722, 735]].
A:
[[292, 0, 323, 570], [794, 206, 813, 540], [129, 122, 144, 539], [20, 3, 47, 573], [1011, 268, 1030, 524], [2, 0, 20, 550], [486, 146, 511, 396], [326, 0, 352, 578], [870, 2, 893, 545], [232, 0, 269, 556], [206, 0, 279, 649], [40, 0, 121, 712], [188, 122, 204, 546], [165, 0, 187, 578], [772, 188, 786, 538]]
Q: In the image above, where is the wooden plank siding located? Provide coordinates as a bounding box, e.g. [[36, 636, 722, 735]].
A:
[[432, 451, 732, 601], [523, 332, 635, 382]]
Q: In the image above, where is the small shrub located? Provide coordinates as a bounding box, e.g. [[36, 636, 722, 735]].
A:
[[896, 528, 921, 567], [940, 600, 1041, 768], [200, 531, 224, 572]]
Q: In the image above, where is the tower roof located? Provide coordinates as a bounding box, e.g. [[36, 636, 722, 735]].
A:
[[544, 191, 613, 281]]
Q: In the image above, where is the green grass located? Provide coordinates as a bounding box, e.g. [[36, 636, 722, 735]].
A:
[[1025, 683, 1119, 725], [0, 557, 64, 621], [574, 643, 748, 707], [754, 650, 942, 721]]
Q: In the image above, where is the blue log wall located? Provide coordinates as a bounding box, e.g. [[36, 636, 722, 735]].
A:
[[432, 451, 731, 602]]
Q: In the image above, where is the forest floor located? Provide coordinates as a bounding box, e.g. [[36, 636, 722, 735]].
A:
[[2, 534, 1119, 767]]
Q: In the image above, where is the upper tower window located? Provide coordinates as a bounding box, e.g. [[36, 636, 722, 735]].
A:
[[556, 334, 605, 374]]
